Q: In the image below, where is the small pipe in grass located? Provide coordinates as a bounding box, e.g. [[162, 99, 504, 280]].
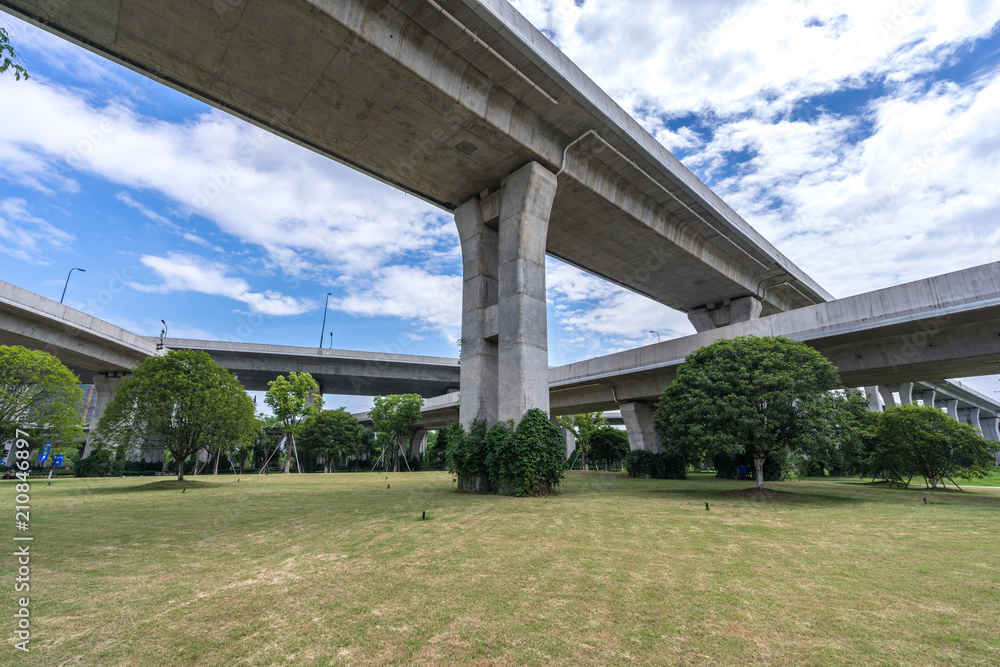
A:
[[422, 511, 426, 520], [705, 502, 709, 511], [923, 497, 927, 504]]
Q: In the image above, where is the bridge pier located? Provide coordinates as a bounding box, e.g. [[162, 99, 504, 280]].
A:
[[456, 161, 557, 427], [82, 372, 127, 457], [958, 407, 982, 434], [620, 402, 666, 453], [878, 386, 898, 410], [979, 417, 1000, 465], [864, 386, 882, 412], [919, 389, 936, 408], [409, 428, 428, 459]]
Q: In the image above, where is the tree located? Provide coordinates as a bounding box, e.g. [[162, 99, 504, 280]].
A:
[[298, 408, 366, 472], [226, 413, 269, 472], [1, 28, 29, 81], [793, 388, 877, 477], [368, 394, 424, 472], [264, 372, 323, 473], [589, 426, 630, 470], [0, 346, 83, 456], [874, 405, 998, 489], [424, 429, 447, 470], [556, 412, 606, 470], [655, 336, 841, 490], [91, 350, 257, 482]]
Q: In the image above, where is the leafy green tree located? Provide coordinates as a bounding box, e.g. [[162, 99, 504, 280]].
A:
[[1, 28, 29, 81], [299, 408, 366, 472], [655, 336, 841, 490], [368, 394, 424, 472], [264, 372, 323, 473], [556, 412, 606, 470], [423, 429, 447, 470], [874, 405, 998, 489], [0, 346, 83, 455], [91, 350, 257, 482], [794, 388, 877, 477], [589, 426, 630, 470]]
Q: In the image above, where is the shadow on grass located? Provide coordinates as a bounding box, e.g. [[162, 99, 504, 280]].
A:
[[84, 479, 224, 494], [645, 482, 862, 505]]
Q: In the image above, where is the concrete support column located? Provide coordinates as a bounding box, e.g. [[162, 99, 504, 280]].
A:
[[687, 296, 763, 332], [456, 161, 557, 427], [878, 386, 898, 410], [82, 372, 125, 457], [864, 386, 882, 412], [620, 402, 666, 454], [920, 390, 936, 409], [958, 407, 981, 433], [564, 428, 576, 457], [456, 198, 499, 427], [897, 383, 913, 405], [979, 417, 1000, 465], [979, 416, 1000, 442], [409, 428, 428, 459], [497, 162, 557, 423], [946, 399, 959, 420]]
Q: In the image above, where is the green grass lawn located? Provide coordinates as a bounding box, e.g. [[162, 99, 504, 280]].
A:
[[2, 472, 999, 666], [801, 470, 1000, 487]]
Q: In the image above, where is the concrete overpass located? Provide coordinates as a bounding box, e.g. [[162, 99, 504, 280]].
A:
[[0, 279, 461, 452], [0, 280, 462, 398], [164, 338, 459, 396], [4, 263, 999, 459], [0, 280, 157, 382], [354, 262, 1000, 453], [1, 0, 833, 428]]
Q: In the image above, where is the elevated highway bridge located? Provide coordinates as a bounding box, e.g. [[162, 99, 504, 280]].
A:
[[1, 0, 831, 427]]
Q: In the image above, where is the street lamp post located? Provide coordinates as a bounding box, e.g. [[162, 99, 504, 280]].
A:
[[319, 292, 332, 348], [59, 267, 86, 304], [648, 330, 662, 343]]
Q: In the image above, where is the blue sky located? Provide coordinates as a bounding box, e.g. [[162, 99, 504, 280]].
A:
[[2, 1, 999, 411]]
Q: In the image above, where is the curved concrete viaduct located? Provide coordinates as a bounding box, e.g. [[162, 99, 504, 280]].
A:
[[1, 0, 835, 428]]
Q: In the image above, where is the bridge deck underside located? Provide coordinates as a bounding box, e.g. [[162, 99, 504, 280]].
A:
[[1, 0, 824, 314]]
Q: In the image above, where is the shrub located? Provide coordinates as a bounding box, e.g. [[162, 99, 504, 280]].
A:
[[446, 410, 565, 496], [626, 450, 687, 479], [74, 449, 121, 477], [445, 420, 489, 481], [485, 409, 565, 496]]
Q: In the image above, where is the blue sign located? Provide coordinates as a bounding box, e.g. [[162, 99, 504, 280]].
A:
[[37, 443, 51, 463], [53, 454, 64, 466]]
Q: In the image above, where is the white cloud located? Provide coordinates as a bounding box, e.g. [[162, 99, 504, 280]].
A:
[[0, 197, 74, 262], [335, 266, 463, 342], [0, 74, 455, 280], [116, 192, 179, 229], [129, 253, 314, 316], [546, 260, 694, 362], [513, 0, 1000, 117]]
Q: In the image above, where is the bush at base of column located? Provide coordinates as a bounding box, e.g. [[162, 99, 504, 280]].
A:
[[446, 409, 565, 496]]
